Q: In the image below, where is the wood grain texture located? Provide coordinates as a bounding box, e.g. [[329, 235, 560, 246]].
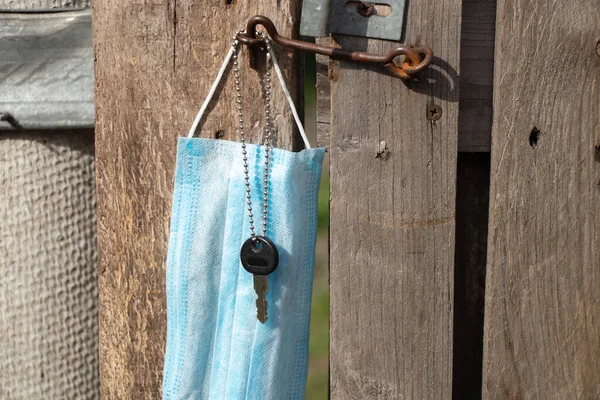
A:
[[315, 38, 331, 149], [93, 1, 302, 398], [458, 0, 496, 152], [314, 0, 495, 153], [328, 2, 461, 398], [482, 0, 600, 397], [317, 0, 496, 152]]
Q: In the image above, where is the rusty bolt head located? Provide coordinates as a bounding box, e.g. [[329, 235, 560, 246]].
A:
[[427, 104, 443, 121], [357, 1, 375, 17]]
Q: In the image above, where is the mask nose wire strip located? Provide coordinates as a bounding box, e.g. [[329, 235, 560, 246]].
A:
[[186, 38, 312, 150]]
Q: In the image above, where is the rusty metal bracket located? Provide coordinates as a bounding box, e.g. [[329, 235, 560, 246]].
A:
[[236, 15, 433, 80]]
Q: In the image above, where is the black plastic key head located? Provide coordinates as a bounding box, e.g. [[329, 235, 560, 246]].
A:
[[240, 236, 279, 275]]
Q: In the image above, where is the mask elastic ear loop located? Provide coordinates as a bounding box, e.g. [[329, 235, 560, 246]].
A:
[[266, 45, 312, 150], [187, 45, 236, 138], [187, 37, 312, 150]]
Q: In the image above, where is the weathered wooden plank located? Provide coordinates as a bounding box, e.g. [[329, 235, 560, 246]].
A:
[[458, 0, 496, 152], [93, 1, 302, 397], [313, 0, 495, 154], [482, 0, 600, 397], [328, 2, 461, 398], [315, 38, 330, 149]]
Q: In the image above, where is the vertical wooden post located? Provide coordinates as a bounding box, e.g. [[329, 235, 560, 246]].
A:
[[315, 39, 331, 150], [482, 0, 600, 397], [93, 1, 301, 397], [327, 3, 461, 398]]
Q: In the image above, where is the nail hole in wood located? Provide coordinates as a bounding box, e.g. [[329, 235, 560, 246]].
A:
[[529, 127, 540, 148], [375, 140, 390, 160], [225, 0, 235, 6], [594, 144, 600, 163], [215, 130, 225, 139]]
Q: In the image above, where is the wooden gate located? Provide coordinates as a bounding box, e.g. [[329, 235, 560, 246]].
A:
[[93, 0, 600, 398]]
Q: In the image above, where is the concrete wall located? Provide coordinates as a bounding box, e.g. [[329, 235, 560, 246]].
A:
[[0, 131, 99, 399]]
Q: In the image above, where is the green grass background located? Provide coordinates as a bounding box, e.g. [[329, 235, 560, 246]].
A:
[[304, 52, 330, 399], [306, 179, 329, 399]]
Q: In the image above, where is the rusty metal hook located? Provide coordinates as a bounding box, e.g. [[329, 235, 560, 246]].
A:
[[236, 15, 433, 80]]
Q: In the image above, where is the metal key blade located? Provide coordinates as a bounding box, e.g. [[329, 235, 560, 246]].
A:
[[253, 275, 269, 323]]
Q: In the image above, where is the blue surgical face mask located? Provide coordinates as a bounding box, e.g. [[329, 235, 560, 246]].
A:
[[162, 39, 325, 400]]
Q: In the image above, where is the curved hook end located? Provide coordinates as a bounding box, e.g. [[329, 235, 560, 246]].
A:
[[389, 47, 433, 79]]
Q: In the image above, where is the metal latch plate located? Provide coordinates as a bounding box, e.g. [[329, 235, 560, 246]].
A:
[[300, 0, 406, 41]]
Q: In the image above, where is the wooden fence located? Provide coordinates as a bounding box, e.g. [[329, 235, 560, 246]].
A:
[[94, 0, 600, 398]]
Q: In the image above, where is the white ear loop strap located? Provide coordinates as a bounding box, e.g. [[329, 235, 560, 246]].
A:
[[187, 45, 235, 138], [187, 38, 312, 149], [267, 45, 311, 149]]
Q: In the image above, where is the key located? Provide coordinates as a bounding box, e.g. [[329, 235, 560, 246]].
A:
[[254, 275, 269, 323], [240, 236, 279, 323]]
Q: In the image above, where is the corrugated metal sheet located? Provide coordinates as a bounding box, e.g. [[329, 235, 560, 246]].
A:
[[0, 9, 93, 130], [0, 1, 90, 9]]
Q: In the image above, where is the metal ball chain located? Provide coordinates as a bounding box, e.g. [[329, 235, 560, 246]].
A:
[[260, 36, 276, 239], [231, 31, 275, 242]]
